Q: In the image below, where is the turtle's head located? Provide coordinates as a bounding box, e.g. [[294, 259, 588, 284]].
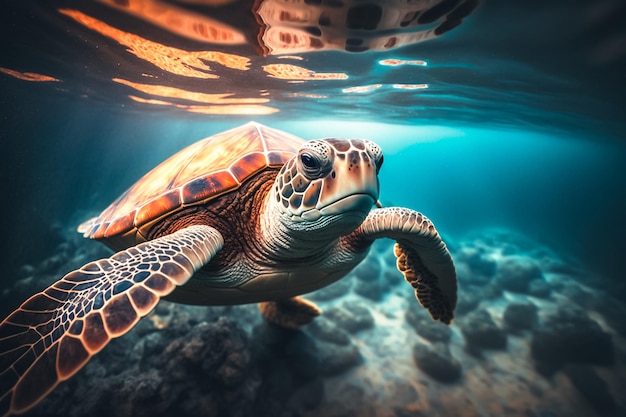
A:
[[271, 138, 383, 234]]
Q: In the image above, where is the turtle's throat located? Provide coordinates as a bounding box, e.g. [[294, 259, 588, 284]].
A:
[[259, 192, 354, 262]]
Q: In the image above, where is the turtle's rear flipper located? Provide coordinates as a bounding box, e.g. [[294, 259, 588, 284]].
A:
[[0, 225, 223, 417], [259, 297, 322, 329], [347, 207, 457, 325]]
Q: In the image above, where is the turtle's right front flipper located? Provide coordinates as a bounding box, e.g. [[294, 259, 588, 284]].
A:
[[0, 225, 223, 417], [346, 207, 457, 325]]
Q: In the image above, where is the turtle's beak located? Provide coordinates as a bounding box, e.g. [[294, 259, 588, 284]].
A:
[[315, 139, 381, 211], [314, 194, 377, 219]]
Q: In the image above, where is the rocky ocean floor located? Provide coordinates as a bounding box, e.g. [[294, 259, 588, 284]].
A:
[[2, 225, 626, 417]]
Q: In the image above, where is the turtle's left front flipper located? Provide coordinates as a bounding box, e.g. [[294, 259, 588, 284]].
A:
[[0, 225, 223, 417], [347, 207, 457, 324]]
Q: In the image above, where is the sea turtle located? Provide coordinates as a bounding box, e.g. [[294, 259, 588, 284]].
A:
[[0, 122, 456, 416]]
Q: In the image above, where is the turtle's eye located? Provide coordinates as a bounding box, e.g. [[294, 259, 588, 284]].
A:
[[299, 152, 323, 179], [301, 153, 318, 170], [298, 141, 333, 180]]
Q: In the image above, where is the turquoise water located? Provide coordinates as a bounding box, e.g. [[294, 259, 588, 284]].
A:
[[1, 1, 625, 416]]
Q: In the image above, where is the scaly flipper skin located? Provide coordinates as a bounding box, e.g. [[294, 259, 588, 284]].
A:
[[0, 225, 223, 417], [350, 207, 457, 324]]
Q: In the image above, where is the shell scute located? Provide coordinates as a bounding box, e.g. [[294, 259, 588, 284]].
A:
[[103, 211, 136, 238], [268, 151, 296, 166], [181, 171, 239, 204], [93, 223, 109, 240], [135, 189, 182, 228], [230, 152, 268, 183]]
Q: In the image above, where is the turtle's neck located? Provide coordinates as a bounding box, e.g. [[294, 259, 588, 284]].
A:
[[258, 190, 366, 265]]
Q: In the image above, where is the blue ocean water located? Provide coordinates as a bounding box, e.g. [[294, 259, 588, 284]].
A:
[[1, 0, 625, 416]]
